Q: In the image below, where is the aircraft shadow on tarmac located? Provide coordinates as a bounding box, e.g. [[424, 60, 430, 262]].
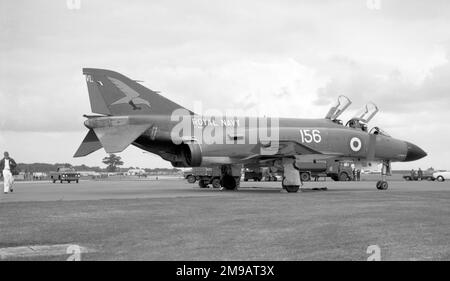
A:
[[190, 186, 373, 194]]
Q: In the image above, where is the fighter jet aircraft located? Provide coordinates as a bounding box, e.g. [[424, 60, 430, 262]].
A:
[[74, 68, 427, 192]]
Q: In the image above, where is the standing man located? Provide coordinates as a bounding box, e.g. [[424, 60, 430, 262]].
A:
[[0, 152, 17, 194], [356, 169, 361, 181], [410, 169, 416, 180], [417, 168, 423, 181]]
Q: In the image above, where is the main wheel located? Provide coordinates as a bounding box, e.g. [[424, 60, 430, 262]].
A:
[[211, 178, 221, 189], [283, 184, 299, 193], [198, 180, 208, 188], [282, 177, 299, 193], [222, 175, 237, 190], [187, 175, 196, 184], [437, 176, 445, 182], [300, 172, 311, 182]]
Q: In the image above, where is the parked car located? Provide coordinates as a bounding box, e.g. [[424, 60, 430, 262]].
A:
[[49, 167, 80, 183], [403, 173, 434, 181], [243, 169, 263, 182], [432, 171, 450, 182]]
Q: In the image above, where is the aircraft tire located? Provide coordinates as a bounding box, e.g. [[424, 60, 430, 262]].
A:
[[211, 178, 221, 188], [376, 181, 388, 190], [187, 175, 196, 184], [284, 185, 299, 193], [222, 175, 236, 190], [437, 176, 445, 182]]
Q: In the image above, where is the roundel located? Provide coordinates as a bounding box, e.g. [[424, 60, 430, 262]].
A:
[[350, 137, 362, 152]]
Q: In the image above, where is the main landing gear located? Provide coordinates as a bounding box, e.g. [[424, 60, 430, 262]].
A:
[[376, 161, 390, 190], [219, 165, 241, 191], [280, 158, 301, 193]]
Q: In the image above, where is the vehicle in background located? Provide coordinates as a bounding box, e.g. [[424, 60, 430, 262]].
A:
[[261, 167, 279, 181], [32, 172, 48, 180], [432, 171, 450, 182], [78, 171, 102, 179], [403, 172, 435, 181], [49, 167, 80, 183], [126, 168, 147, 177], [183, 167, 222, 188], [243, 168, 263, 181], [296, 160, 354, 181]]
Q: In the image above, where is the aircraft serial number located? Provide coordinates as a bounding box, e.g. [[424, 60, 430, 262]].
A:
[[299, 129, 321, 143]]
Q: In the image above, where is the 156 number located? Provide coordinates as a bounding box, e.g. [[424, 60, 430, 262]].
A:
[[300, 129, 321, 143]]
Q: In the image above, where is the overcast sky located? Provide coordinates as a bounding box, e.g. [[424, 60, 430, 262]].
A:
[[1, 0, 450, 170]]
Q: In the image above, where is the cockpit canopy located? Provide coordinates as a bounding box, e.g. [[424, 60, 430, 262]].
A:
[[352, 102, 379, 123], [326, 97, 390, 136], [343, 102, 390, 136], [325, 95, 352, 123]]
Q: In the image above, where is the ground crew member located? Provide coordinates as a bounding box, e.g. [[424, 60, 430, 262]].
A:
[[1, 152, 17, 194], [418, 168, 423, 180], [356, 169, 361, 181], [410, 169, 416, 180]]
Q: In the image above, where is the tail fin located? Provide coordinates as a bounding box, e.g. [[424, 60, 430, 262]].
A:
[[83, 68, 190, 116]]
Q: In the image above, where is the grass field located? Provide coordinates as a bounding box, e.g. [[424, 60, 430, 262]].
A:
[[0, 179, 449, 260]]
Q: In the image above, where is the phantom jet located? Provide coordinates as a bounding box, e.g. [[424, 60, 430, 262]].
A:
[[74, 68, 427, 192]]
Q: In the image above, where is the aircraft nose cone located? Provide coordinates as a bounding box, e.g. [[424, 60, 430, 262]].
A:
[[404, 142, 427, 161]]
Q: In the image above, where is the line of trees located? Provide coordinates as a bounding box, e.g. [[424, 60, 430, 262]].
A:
[[16, 154, 181, 174]]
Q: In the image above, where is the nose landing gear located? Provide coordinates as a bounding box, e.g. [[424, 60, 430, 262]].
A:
[[376, 180, 388, 190], [376, 161, 390, 190]]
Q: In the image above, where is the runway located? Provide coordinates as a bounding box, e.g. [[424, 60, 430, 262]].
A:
[[1, 178, 449, 260]]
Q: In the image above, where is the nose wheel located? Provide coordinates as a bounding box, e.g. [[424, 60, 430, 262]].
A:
[[376, 180, 388, 190]]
